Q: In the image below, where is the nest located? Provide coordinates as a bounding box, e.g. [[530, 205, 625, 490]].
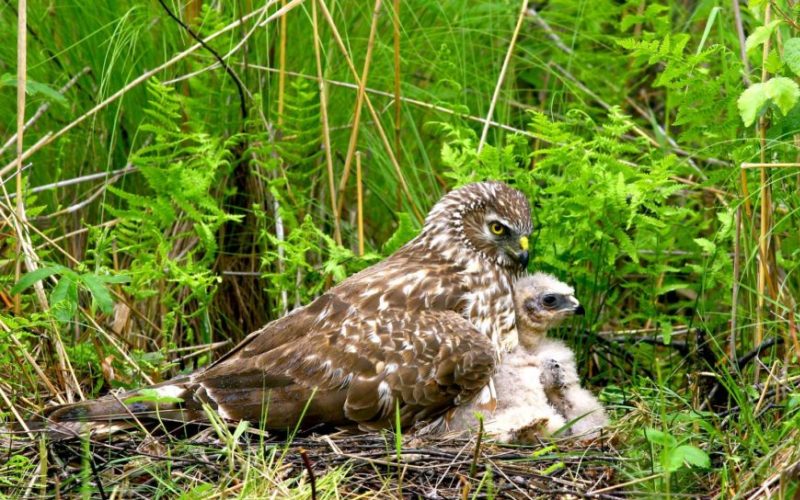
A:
[[2, 426, 628, 498]]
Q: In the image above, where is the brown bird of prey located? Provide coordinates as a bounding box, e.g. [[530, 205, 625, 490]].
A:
[[43, 181, 532, 435]]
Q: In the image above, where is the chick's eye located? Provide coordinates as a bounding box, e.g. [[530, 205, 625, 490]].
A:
[[489, 222, 506, 236], [542, 294, 558, 308]]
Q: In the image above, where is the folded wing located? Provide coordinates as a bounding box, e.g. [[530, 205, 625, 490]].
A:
[[44, 293, 496, 434]]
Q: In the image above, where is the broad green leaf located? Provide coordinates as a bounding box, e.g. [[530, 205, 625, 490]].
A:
[[50, 277, 72, 305], [665, 445, 711, 471], [51, 277, 78, 323], [26, 80, 68, 107], [643, 428, 677, 447], [80, 274, 115, 314], [765, 49, 784, 74], [785, 38, 800, 76], [11, 266, 66, 295], [0, 74, 67, 106], [765, 77, 800, 116], [745, 20, 781, 54], [737, 83, 768, 126]]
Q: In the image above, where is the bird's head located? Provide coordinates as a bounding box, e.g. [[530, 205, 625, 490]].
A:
[[514, 272, 583, 346], [422, 182, 532, 271]]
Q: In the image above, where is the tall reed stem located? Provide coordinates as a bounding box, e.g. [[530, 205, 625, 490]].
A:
[[311, 0, 342, 245], [335, 0, 382, 220]]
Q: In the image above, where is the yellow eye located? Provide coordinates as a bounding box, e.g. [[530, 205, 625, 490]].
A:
[[489, 222, 506, 236]]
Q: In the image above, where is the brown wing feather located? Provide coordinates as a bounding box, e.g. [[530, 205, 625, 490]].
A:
[[190, 302, 495, 431]]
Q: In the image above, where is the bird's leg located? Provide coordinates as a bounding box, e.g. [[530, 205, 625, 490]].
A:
[[540, 358, 566, 389], [539, 357, 574, 421]]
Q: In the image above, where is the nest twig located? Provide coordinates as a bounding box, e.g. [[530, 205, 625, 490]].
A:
[[2, 427, 628, 498]]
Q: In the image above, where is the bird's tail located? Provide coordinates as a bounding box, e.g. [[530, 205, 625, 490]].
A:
[[33, 377, 212, 440]]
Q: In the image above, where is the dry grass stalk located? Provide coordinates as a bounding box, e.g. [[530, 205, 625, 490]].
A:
[[14, 0, 26, 315], [6, 165, 137, 200], [316, 0, 423, 222], [275, 0, 290, 313], [753, 360, 780, 415], [311, 0, 343, 245], [755, 3, 773, 352], [356, 151, 364, 256], [7, 335, 63, 402], [526, 6, 573, 56], [735, 0, 753, 218], [731, 205, 742, 363], [278, 0, 288, 121], [741, 163, 800, 168], [393, 0, 402, 161], [257, 0, 305, 27], [477, 0, 529, 153], [334, 0, 382, 220], [0, 383, 34, 439], [731, 0, 751, 80]]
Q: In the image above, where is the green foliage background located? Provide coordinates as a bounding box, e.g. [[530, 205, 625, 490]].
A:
[[1, 0, 799, 496]]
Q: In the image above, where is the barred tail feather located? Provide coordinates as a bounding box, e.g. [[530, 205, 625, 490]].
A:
[[38, 377, 212, 439]]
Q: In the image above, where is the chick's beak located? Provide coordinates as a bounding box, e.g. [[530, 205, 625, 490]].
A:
[[517, 236, 529, 268], [568, 295, 584, 315]]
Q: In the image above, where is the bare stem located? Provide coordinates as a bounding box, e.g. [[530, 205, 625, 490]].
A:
[[278, 0, 288, 121], [275, 0, 289, 313], [316, 0, 423, 222], [15, 0, 27, 315], [311, 0, 342, 245], [335, 0, 382, 220], [477, 0, 529, 153], [393, 0, 402, 160], [755, 4, 775, 371], [356, 151, 364, 257], [299, 448, 317, 500]]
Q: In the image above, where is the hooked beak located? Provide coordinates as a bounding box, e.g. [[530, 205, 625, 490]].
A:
[[568, 295, 584, 315], [517, 236, 529, 268]]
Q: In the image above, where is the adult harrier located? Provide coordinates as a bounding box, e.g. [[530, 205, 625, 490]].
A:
[[44, 181, 532, 434]]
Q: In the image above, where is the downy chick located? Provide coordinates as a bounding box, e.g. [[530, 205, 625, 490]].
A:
[[511, 273, 607, 441]]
